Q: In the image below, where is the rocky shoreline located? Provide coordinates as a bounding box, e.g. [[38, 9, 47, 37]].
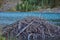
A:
[[39, 7, 60, 13]]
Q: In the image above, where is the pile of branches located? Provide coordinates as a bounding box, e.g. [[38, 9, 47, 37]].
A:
[[2, 17, 60, 40]]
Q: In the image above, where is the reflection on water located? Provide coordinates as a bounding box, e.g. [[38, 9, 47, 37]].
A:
[[47, 19, 60, 26], [0, 12, 60, 26]]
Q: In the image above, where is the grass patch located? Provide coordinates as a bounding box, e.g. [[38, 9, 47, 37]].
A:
[[0, 35, 6, 40]]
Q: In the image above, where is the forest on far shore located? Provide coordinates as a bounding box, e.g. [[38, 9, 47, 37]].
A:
[[0, 0, 60, 11]]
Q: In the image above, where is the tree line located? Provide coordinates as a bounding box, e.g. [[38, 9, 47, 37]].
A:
[[16, 0, 60, 11]]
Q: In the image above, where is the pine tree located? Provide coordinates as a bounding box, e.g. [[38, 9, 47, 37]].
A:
[[16, 3, 20, 11]]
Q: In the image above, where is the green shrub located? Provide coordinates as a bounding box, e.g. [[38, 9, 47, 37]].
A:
[[16, 0, 60, 11], [21, 0, 41, 5], [16, 2, 38, 11], [16, 3, 20, 11], [0, 35, 6, 40]]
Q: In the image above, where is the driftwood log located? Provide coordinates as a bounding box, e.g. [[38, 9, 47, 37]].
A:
[[2, 17, 60, 40]]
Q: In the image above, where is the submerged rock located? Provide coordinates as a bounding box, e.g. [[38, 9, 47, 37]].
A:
[[2, 17, 60, 40]]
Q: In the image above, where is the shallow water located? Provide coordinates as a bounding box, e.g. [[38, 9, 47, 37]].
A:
[[0, 12, 60, 26]]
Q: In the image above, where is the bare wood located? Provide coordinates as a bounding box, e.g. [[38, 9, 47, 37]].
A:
[[16, 21, 33, 37]]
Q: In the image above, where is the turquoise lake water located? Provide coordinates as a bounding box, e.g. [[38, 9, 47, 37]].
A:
[[0, 12, 60, 26]]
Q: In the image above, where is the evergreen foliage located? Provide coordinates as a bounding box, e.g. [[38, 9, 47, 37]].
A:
[[16, 0, 60, 11]]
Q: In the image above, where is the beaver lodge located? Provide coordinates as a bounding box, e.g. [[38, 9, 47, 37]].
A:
[[2, 17, 60, 40]]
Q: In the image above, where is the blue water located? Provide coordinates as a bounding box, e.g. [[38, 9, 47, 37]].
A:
[[0, 12, 60, 26]]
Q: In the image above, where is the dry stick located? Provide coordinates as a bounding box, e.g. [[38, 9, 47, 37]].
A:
[[41, 27, 45, 40], [28, 33, 37, 40], [16, 21, 33, 37], [18, 22, 21, 29], [9, 22, 22, 40], [38, 26, 45, 40], [48, 29, 54, 37], [42, 22, 54, 37], [45, 25, 55, 37], [33, 34, 38, 40], [28, 33, 33, 40]]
